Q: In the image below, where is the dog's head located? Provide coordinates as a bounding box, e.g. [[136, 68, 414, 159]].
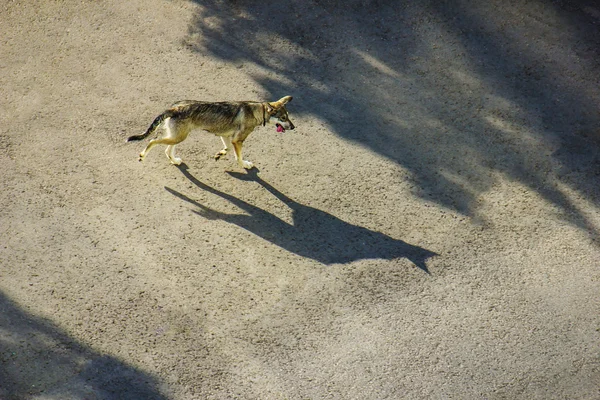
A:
[[265, 96, 295, 133]]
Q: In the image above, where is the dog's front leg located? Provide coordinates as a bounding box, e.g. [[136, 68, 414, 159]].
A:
[[232, 140, 253, 169], [215, 136, 232, 161]]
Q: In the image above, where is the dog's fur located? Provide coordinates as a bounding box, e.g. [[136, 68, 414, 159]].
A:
[[128, 96, 294, 169]]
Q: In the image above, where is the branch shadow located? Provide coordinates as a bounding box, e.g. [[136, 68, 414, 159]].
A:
[[0, 292, 166, 400], [185, 0, 600, 241], [166, 164, 437, 272]]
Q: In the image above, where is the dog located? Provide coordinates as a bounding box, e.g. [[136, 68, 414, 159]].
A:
[[127, 96, 294, 169]]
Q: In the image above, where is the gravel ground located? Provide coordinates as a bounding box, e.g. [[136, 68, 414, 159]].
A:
[[1, 0, 599, 399]]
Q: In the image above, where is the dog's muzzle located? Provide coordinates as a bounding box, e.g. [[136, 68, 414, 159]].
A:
[[276, 122, 295, 133]]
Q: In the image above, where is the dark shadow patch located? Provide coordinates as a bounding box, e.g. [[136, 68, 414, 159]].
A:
[[0, 292, 167, 400], [184, 0, 600, 241]]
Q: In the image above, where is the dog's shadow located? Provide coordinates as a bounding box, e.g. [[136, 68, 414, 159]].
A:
[[165, 164, 437, 272]]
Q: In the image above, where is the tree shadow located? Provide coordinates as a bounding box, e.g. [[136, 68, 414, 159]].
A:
[[184, 0, 600, 241], [166, 164, 437, 272], [0, 292, 166, 400]]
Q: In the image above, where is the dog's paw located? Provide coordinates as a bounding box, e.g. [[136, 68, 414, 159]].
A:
[[242, 160, 254, 169], [138, 154, 145, 162], [170, 157, 183, 166], [214, 150, 227, 161]]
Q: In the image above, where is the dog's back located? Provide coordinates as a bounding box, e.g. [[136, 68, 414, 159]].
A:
[[170, 101, 256, 135]]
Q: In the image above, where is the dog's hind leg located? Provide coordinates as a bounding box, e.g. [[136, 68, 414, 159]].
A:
[[139, 138, 183, 165], [214, 136, 232, 161], [139, 119, 188, 165], [165, 145, 182, 165]]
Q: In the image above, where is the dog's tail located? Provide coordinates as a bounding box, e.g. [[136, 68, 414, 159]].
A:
[[127, 110, 176, 142]]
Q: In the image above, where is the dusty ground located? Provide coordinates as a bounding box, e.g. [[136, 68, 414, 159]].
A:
[[1, 0, 600, 398]]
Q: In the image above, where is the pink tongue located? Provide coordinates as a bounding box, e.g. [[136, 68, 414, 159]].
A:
[[276, 125, 284, 133]]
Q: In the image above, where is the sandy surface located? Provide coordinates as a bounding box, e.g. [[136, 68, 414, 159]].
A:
[[1, 0, 599, 398]]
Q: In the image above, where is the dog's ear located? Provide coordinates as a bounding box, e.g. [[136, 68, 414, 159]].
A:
[[265, 103, 274, 114], [271, 96, 293, 108]]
